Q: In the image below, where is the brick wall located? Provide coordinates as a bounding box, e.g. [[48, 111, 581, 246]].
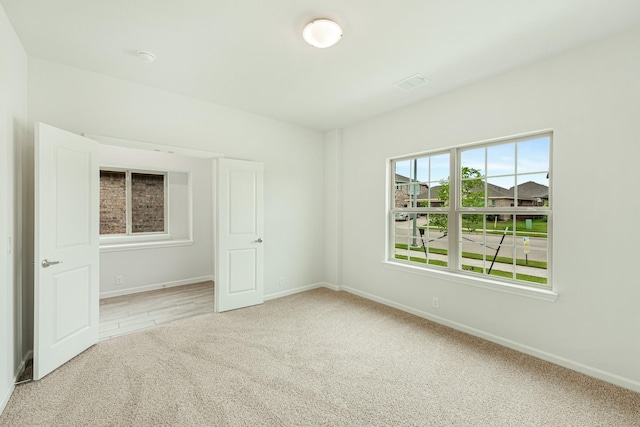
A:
[[100, 171, 126, 234], [100, 171, 165, 234], [131, 173, 165, 233]]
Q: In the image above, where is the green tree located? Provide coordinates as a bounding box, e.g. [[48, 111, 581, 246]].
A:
[[430, 167, 484, 234]]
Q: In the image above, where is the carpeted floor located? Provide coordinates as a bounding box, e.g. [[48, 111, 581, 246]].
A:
[[1, 288, 639, 426]]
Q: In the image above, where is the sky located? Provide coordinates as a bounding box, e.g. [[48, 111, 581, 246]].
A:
[[395, 135, 550, 189]]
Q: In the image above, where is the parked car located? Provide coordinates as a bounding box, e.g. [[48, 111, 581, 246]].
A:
[[395, 212, 409, 221]]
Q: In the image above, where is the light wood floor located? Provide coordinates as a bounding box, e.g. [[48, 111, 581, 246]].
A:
[[99, 281, 214, 340]]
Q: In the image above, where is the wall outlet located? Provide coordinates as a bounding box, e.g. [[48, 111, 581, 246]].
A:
[[432, 297, 439, 309], [115, 275, 124, 286], [279, 277, 285, 287]]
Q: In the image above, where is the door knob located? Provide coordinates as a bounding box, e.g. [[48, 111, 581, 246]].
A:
[[254, 238, 263, 243], [41, 259, 63, 268]]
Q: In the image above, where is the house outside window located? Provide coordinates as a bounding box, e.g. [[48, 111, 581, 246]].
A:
[[389, 132, 552, 288]]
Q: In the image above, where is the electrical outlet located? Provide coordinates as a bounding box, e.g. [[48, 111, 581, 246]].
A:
[[279, 277, 285, 287], [115, 275, 124, 286], [432, 297, 439, 309]]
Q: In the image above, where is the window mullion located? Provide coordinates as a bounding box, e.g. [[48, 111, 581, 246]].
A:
[[514, 142, 519, 207], [164, 172, 169, 234], [126, 171, 132, 235], [449, 148, 459, 273], [388, 131, 551, 288]]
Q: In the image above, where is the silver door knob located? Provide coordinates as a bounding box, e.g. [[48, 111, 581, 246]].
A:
[[41, 259, 62, 268], [254, 238, 263, 243]]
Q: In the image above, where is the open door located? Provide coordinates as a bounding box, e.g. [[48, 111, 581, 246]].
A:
[[215, 158, 264, 312], [34, 123, 100, 380]]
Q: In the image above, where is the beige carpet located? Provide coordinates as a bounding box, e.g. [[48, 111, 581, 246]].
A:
[[2, 288, 639, 426]]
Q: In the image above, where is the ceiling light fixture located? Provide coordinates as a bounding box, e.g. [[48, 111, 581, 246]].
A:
[[302, 19, 343, 48], [136, 50, 156, 63]]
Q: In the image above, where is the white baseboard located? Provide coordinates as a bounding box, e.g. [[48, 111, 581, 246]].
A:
[[319, 282, 341, 292], [331, 284, 640, 394], [0, 382, 12, 417], [100, 278, 638, 393], [100, 276, 214, 299], [264, 282, 327, 301], [1, 349, 33, 416]]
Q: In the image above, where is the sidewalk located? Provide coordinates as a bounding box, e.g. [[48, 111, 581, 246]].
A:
[[397, 247, 547, 279]]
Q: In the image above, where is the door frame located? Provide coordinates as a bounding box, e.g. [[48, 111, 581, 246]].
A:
[[83, 134, 229, 310], [33, 128, 263, 379]]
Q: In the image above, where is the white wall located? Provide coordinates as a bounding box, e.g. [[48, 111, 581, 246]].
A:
[[331, 27, 640, 391], [25, 57, 325, 350], [323, 129, 342, 287], [14, 8, 637, 407], [0, 2, 27, 414], [98, 145, 213, 297]]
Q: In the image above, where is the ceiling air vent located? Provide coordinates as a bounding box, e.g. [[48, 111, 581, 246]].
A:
[[394, 74, 429, 91]]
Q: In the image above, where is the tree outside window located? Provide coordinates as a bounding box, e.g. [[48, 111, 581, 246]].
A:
[[389, 133, 551, 288]]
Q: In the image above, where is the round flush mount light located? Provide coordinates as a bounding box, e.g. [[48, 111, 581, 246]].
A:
[[302, 19, 343, 48], [136, 50, 156, 63]]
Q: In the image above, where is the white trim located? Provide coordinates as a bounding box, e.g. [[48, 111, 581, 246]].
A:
[[382, 260, 557, 301], [211, 159, 217, 307], [336, 130, 344, 289], [99, 168, 194, 247], [320, 282, 341, 292], [332, 285, 639, 394], [99, 168, 169, 237], [0, 383, 13, 416], [99, 239, 194, 253], [264, 282, 328, 301], [1, 350, 33, 414], [100, 233, 173, 245], [99, 276, 214, 299], [387, 128, 554, 161], [388, 131, 553, 290], [85, 134, 224, 159]]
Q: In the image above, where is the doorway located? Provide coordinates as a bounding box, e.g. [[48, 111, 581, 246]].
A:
[[34, 125, 264, 379]]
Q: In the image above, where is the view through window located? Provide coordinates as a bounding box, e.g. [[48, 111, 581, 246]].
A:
[[390, 133, 551, 287], [100, 170, 166, 235]]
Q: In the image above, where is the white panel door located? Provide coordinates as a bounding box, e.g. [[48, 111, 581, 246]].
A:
[[215, 158, 264, 312], [34, 123, 100, 380]]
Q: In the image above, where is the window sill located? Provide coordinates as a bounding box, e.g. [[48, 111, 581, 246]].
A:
[[382, 261, 558, 302], [100, 239, 194, 253]]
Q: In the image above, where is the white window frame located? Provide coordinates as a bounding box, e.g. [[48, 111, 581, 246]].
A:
[[390, 150, 451, 268], [99, 168, 169, 243], [387, 131, 554, 296]]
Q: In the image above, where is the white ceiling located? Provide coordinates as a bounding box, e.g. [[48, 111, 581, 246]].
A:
[[3, 0, 640, 131]]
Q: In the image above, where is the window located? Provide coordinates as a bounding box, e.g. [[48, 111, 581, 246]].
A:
[[100, 170, 167, 236], [389, 132, 551, 288]]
